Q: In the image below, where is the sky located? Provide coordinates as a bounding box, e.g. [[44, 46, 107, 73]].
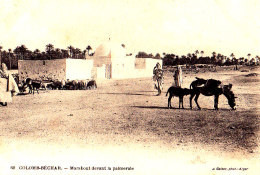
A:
[[0, 0, 259, 57]]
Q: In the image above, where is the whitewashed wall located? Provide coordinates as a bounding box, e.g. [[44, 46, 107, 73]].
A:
[[96, 65, 106, 79], [66, 59, 93, 80], [111, 57, 162, 79], [111, 56, 136, 79]]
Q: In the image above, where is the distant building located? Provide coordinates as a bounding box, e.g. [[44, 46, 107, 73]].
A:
[[18, 41, 162, 81], [86, 41, 162, 79]]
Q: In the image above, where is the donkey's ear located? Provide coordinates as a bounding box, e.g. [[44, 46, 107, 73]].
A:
[[228, 84, 233, 89]]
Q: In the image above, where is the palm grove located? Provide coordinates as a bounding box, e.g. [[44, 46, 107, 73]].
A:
[[0, 44, 93, 69], [0, 44, 259, 70]]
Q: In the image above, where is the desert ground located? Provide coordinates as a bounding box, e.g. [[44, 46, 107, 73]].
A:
[[0, 65, 259, 175]]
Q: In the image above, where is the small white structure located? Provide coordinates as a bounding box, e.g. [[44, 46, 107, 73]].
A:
[[87, 41, 162, 79], [18, 41, 162, 81]]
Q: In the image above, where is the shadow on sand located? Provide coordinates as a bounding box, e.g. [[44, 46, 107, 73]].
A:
[[133, 105, 233, 111], [132, 106, 192, 110], [136, 90, 156, 93], [17, 92, 30, 96], [100, 92, 154, 96]]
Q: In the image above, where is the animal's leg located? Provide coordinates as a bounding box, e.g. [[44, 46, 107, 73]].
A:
[[29, 85, 32, 94], [194, 94, 201, 110], [214, 95, 219, 110], [168, 94, 172, 108], [190, 93, 195, 109], [178, 97, 181, 109], [157, 80, 161, 96], [181, 96, 184, 109], [168, 94, 173, 108]]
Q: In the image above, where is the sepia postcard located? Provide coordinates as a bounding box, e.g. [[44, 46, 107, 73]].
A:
[[0, 0, 259, 174]]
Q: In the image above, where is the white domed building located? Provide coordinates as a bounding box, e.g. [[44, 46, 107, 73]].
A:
[[87, 41, 162, 79]]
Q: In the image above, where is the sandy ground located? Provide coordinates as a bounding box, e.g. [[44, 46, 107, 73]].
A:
[[0, 66, 259, 175]]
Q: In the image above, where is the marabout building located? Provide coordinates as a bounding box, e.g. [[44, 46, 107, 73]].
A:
[[18, 41, 162, 81]]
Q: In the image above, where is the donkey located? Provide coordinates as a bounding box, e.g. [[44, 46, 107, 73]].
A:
[[23, 78, 33, 94], [65, 80, 79, 90], [166, 86, 195, 109], [31, 81, 42, 94], [86, 80, 97, 89], [23, 78, 42, 94], [190, 79, 237, 110], [190, 77, 207, 89]]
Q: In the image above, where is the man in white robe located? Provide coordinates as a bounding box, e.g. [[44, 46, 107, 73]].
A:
[[173, 65, 183, 87], [0, 63, 19, 106]]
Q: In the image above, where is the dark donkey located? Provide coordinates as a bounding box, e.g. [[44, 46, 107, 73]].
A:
[[190, 77, 207, 89], [190, 78, 237, 110], [166, 86, 195, 109], [23, 78, 42, 94]]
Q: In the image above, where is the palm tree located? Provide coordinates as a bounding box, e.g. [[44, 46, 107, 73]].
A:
[[74, 48, 81, 59], [195, 50, 199, 57], [155, 53, 161, 59], [31, 49, 40, 60], [68, 45, 74, 57], [18, 45, 28, 60], [34, 49, 40, 54], [61, 49, 69, 58], [211, 52, 217, 64], [255, 55, 259, 62], [239, 57, 244, 65], [200, 50, 204, 58], [46, 44, 54, 52], [247, 53, 251, 60], [55, 48, 62, 59], [46, 44, 54, 59], [230, 53, 236, 65], [86, 45, 92, 56], [230, 53, 235, 59]]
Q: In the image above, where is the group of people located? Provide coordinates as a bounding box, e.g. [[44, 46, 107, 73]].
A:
[[153, 62, 183, 89]]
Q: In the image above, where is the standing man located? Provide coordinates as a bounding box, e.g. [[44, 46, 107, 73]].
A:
[[153, 62, 161, 80], [173, 65, 183, 87], [153, 62, 163, 90]]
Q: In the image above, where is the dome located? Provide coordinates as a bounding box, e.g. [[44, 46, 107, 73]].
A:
[[94, 41, 126, 58]]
